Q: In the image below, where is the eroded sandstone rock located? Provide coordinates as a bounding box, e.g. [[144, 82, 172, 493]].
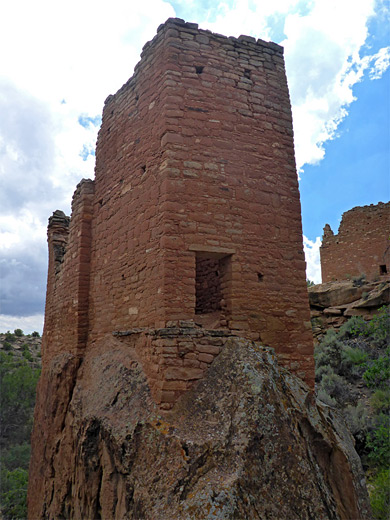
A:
[[28, 336, 371, 519], [309, 279, 389, 339]]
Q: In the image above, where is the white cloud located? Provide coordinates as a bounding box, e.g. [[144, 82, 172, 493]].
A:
[[281, 0, 389, 171], [184, 0, 389, 172], [0, 314, 44, 335], [0, 0, 175, 111], [368, 46, 390, 79], [303, 236, 322, 284], [197, 0, 306, 42]]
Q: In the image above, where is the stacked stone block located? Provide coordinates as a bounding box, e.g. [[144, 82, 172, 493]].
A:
[[43, 179, 94, 362], [115, 326, 231, 409], [321, 202, 390, 282], [42, 18, 314, 408]]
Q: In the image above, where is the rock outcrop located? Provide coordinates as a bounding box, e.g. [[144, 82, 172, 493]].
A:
[[28, 335, 371, 519], [309, 277, 390, 340]]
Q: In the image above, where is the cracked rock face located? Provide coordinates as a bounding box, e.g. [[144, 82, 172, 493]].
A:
[[28, 337, 371, 519]]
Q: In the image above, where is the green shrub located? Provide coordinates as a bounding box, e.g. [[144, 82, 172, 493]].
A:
[[3, 341, 12, 351], [317, 387, 337, 407], [1, 443, 31, 472], [4, 332, 15, 343], [314, 330, 344, 374], [339, 315, 367, 339], [315, 307, 390, 518], [366, 306, 390, 349], [338, 306, 389, 348], [343, 346, 368, 366], [343, 401, 371, 440], [366, 414, 390, 469], [0, 353, 40, 519], [0, 468, 28, 520], [371, 389, 390, 413], [315, 328, 368, 382], [318, 371, 350, 404], [22, 350, 33, 362], [363, 351, 390, 389], [31, 331, 40, 338], [13, 329, 23, 337], [0, 361, 41, 444], [370, 468, 390, 520]]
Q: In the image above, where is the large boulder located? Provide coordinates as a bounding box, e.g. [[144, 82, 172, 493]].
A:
[[309, 280, 389, 338], [28, 336, 371, 519], [308, 280, 366, 308], [352, 281, 390, 309]]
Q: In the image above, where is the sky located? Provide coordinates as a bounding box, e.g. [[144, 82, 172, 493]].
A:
[[0, 0, 389, 333]]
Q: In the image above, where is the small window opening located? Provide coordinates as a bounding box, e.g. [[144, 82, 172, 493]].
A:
[[195, 65, 204, 74], [379, 264, 387, 275], [196, 257, 221, 315], [141, 165, 146, 173], [135, 93, 139, 101], [257, 272, 264, 282], [244, 68, 251, 79], [194, 254, 232, 329]]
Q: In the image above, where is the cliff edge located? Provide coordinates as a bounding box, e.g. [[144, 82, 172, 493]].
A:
[[28, 336, 371, 519]]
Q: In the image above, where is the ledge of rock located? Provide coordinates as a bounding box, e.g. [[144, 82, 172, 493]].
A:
[[309, 278, 389, 338], [28, 336, 371, 519]]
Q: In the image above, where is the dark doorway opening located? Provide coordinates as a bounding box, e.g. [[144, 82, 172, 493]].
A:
[[379, 264, 387, 275], [195, 253, 232, 329], [196, 257, 221, 314]]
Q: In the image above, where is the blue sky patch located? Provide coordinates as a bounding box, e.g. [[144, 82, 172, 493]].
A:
[[79, 144, 95, 161], [78, 114, 101, 129]]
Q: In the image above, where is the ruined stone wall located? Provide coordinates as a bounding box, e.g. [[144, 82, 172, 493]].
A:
[[320, 202, 390, 283], [40, 18, 314, 401], [87, 29, 172, 336], [86, 18, 313, 383], [42, 180, 94, 362]]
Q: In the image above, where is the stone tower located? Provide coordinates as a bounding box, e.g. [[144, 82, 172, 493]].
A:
[[41, 18, 314, 408], [321, 202, 390, 282]]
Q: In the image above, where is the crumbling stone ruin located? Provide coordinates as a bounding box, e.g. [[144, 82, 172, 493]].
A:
[[28, 19, 372, 520], [321, 201, 390, 283], [40, 17, 314, 409]]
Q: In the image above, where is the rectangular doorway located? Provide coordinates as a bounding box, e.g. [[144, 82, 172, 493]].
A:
[[194, 252, 232, 329]]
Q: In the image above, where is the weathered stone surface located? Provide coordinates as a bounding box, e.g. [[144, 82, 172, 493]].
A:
[[323, 307, 343, 315], [320, 202, 390, 282], [28, 336, 370, 519], [308, 280, 366, 308], [40, 16, 314, 394], [309, 279, 389, 340], [352, 281, 389, 309]]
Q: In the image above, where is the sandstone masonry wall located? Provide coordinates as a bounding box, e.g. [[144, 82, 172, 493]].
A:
[[43, 180, 94, 362], [320, 202, 390, 283], [40, 18, 314, 406]]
